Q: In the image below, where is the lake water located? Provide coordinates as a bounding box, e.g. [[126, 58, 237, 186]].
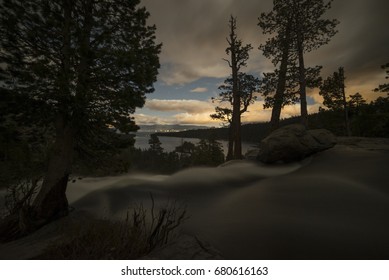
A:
[[133, 133, 258, 156]]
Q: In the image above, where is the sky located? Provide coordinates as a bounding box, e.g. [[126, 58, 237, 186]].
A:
[[134, 0, 389, 127]]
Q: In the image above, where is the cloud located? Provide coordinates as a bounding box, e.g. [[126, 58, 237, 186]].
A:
[[190, 87, 208, 93], [133, 114, 171, 125], [159, 62, 229, 86], [143, 0, 268, 85], [171, 112, 221, 125], [134, 112, 220, 126], [136, 99, 222, 125], [145, 99, 214, 114], [137, 0, 388, 125], [136, 97, 324, 126], [143, 0, 388, 101], [241, 101, 323, 124]]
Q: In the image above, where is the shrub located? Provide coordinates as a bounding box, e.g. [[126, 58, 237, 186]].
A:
[[35, 198, 187, 260]]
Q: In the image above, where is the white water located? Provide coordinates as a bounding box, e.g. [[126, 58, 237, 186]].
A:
[[67, 146, 389, 259], [2, 145, 388, 259]]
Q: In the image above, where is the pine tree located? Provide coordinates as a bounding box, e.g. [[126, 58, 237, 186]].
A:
[[211, 73, 259, 160], [258, 0, 295, 131], [192, 139, 225, 166], [319, 67, 351, 136], [175, 141, 195, 156], [222, 16, 253, 160], [148, 134, 164, 155], [374, 63, 389, 95], [0, 0, 161, 229], [260, 65, 322, 112], [258, 0, 338, 128], [291, 0, 339, 127], [348, 93, 366, 108]]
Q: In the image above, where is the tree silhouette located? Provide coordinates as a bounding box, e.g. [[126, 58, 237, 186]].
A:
[[192, 139, 225, 166], [148, 134, 164, 155], [258, 0, 294, 131], [259, 0, 338, 128], [211, 73, 259, 160], [348, 92, 366, 113], [260, 65, 322, 113], [319, 67, 351, 136], [175, 141, 196, 156], [222, 16, 253, 160], [374, 63, 389, 95], [0, 0, 161, 228], [292, 0, 339, 127]]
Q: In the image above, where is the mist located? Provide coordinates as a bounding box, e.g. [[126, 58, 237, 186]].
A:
[[67, 145, 389, 259]]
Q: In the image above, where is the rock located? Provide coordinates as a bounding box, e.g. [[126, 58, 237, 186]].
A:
[[244, 149, 261, 161], [218, 159, 246, 167], [257, 124, 336, 163], [309, 128, 337, 147], [0, 210, 93, 259], [141, 234, 223, 260], [337, 137, 389, 151]]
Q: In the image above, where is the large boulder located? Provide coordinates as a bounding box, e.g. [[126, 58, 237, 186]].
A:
[[257, 124, 336, 163]]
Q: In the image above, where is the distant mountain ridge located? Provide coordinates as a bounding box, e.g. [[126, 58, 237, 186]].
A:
[[145, 99, 389, 142], [155, 122, 270, 143]]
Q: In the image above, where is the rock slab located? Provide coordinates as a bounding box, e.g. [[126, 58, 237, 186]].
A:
[[257, 124, 336, 163], [141, 234, 223, 260]]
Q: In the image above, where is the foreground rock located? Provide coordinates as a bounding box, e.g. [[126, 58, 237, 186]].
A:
[[257, 124, 337, 163], [0, 209, 222, 260], [141, 234, 223, 260], [0, 210, 92, 259]]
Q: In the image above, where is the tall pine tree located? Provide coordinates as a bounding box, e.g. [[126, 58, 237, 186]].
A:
[[0, 0, 161, 229], [291, 0, 339, 126], [211, 73, 259, 160], [258, 0, 338, 128], [222, 16, 253, 160], [258, 0, 295, 131]]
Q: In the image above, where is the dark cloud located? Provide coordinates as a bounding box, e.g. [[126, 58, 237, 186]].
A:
[[316, 0, 389, 74], [141, 0, 389, 99]]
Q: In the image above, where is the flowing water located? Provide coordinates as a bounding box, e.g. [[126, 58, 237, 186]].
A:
[[67, 146, 389, 259], [2, 146, 389, 259]]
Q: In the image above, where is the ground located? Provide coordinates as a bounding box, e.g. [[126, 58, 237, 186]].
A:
[[1, 137, 389, 259]]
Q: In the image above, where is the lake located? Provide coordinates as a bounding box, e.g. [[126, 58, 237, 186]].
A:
[[133, 132, 258, 156]]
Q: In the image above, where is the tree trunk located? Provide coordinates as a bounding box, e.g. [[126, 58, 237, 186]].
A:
[[231, 64, 242, 159], [227, 124, 234, 161], [32, 116, 74, 221], [339, 68, 351, 136], [233, 116, 242, 159], [270, 20, 291, 133], [297, 32, 308, 128], [226, 16, 246, 160], [343, 99, 351, 137], [31, 0, 75, 223], [230, 23, 242, 160]]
